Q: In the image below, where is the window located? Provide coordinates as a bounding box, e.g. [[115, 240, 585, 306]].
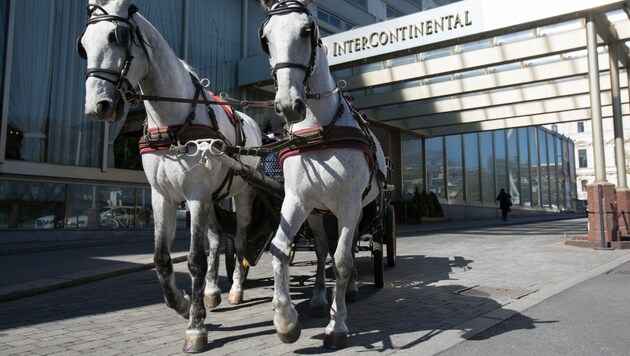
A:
[[581, 180, 588, 192], [445, 135, 463, 201], [426, 137, 445, 199], [387, 6, 402, 19], [317, 9, 354, 31], [578, 149, 588, 168], [577, 121, 585, 133], [348, 0, 367, 8], [464, 133, 480, 202], [402, 134, 423, 201]]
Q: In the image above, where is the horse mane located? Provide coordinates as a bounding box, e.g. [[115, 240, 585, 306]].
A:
[[180, 60, 200, 80]]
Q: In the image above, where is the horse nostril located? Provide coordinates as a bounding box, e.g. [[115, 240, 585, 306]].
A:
[[96, 101, 111, 114], [275, 102, 282, 115], [293, 99, 306, 115]]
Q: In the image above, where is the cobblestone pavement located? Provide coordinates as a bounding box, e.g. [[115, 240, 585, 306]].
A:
[[1, 218, 629, 355]]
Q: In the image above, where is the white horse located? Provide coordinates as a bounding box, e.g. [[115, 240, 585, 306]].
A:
[[77, 0, 261, 352], [260, 0, 387, 348]]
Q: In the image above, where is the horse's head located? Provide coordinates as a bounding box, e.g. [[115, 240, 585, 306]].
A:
[[260, 0, 319, 124], [77, 0, 148, 122]]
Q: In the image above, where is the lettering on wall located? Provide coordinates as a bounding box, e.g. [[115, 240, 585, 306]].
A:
[[332, 11, 473, 58]]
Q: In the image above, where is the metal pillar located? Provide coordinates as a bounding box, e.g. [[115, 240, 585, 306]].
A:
[[586, 15, 607, 183], [609, 44, 627, 189]]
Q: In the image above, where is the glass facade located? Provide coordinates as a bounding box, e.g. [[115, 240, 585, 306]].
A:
[[463, 133, 480, 203], [0, 0, 256, 232], [425, 137, 445, 199], [401, 133, 423, 200], [0, 0, 584, 237], [0, 178, 189, 230], [401, 128, 575, 211]]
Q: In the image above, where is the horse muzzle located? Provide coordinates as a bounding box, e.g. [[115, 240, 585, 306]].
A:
[[275, 97, 307, 124], [85, 95, 126, 123]]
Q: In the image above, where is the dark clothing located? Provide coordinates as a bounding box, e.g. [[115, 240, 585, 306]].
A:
[[259, 111, 285, 140], [496, 190, 512, 221]]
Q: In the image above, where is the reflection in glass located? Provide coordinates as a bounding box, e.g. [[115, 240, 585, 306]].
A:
[[0, 180, 65, 229], [494, 130, 507, 200], [518, 128, 530, 207], [446, 135, 463, 201], [0, 179, 156, 230], [464, 133, 480, 202], [426, 137, 445, 199], [480, 132, 495, 204], [539, 129, 550, 207], [507, 129, 519, 205], [7, 1, 102, 166], [66, 185, 138, 228], [402, 134, 423, 201], [548, 133, 558, 208], [529, 127, 540, 207]]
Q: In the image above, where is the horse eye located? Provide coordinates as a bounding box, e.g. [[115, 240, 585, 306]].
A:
[[300, 27, 312, 38], [108, 31, 117, 43]]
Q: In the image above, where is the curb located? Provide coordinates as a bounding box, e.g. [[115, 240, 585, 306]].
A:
[[0, 254, 188, 303]]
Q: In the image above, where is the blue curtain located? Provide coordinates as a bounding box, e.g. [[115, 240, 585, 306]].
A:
[[187, 0, 242, 96]]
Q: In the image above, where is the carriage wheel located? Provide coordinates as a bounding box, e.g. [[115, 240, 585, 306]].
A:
[[385, 204, 396, 267], [225, 235, 249, 284], [372, 226, 384, 288]]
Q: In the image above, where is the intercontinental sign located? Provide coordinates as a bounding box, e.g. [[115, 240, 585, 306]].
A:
[[332, 10, 473, 59], [323, 0, 625, 66]]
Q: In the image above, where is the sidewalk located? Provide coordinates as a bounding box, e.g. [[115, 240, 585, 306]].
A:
[[1, 212, 629, 355], [0, 212, 590, 303]]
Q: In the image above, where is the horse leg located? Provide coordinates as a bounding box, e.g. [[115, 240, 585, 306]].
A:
[[153, 196, 191, 319], [345, 232, 359, 303], [306, 215, 329, 317], [324, 203, 362, 349], [229, 189, 256, 304], [203, 209, 222, 309], [183, 201, 210, 353], [271, 195, 309, 343]]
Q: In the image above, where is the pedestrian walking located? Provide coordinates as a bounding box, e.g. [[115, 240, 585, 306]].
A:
[[496, 188, 512, 221]]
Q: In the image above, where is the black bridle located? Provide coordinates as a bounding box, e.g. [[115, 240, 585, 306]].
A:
[[76, 3, 149, 107], [259, 1, 322, 93]]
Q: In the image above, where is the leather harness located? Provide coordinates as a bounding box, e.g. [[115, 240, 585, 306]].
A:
[[138, 80, 246, 202]]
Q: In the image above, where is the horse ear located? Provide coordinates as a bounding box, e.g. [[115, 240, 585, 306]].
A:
[[94, 0, 133, 12], [300, 0, 314, 7], [260, 0, 274, 10]]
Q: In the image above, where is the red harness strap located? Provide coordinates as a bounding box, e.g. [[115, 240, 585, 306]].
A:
[[138, 92, 238, 154], [278, 125, 375, 171]]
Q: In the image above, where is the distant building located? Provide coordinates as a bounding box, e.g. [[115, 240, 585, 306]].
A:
[[547, 120, 630, 201], [2, 0, 627, 242]]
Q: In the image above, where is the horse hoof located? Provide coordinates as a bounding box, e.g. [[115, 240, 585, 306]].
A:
[[277, 322, 301, 344], [346, 289, 358, 303], [228, 291, 244, 305], [309, 304, 328, 318], [323, 332, 347, 349], [204, 293, 221, 309], [182, 332, 208, 353]]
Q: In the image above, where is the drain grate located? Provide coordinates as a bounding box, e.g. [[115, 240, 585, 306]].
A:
[[453, 285, 537, 300]]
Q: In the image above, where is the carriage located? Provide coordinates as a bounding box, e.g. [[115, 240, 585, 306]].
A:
[[215, 144, 397, 288]]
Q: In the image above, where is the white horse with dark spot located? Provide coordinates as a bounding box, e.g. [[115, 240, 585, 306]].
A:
[[260, 0, 388, 349], [77, 0, 261, 352]]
